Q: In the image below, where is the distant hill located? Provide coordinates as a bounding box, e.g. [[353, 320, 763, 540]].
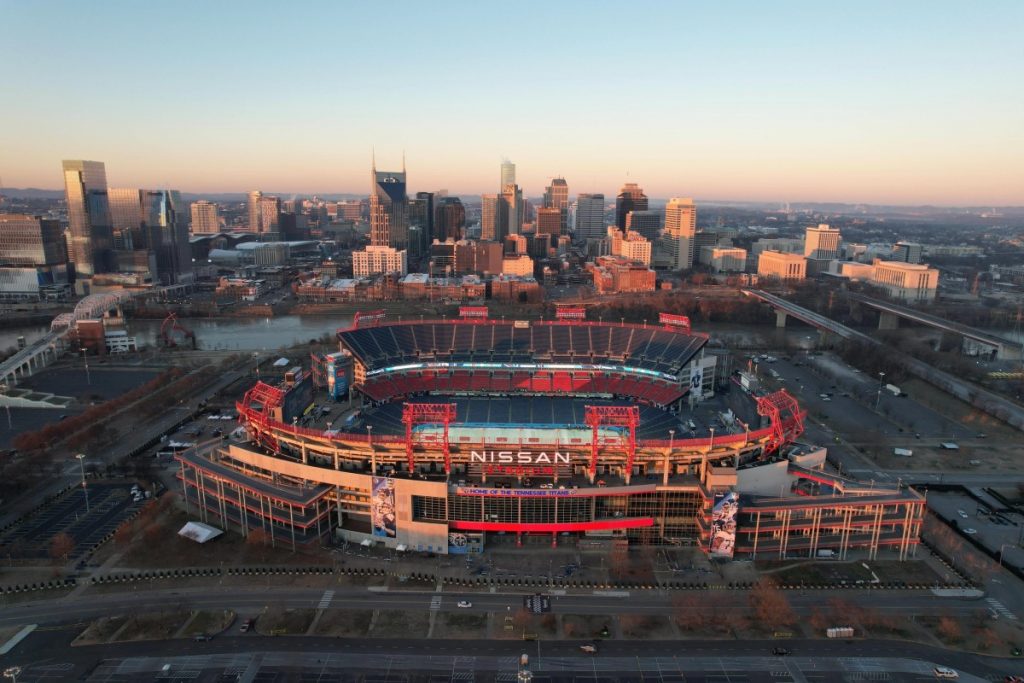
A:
[[0, 188, 367, 202], [0, 187, 65, 199]]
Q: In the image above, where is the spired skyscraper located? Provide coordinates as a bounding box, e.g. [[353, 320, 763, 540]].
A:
[[500, 159, 516, 188], [62, 160, 114, 278], [615, 182, 648, 231], [370, 158, 409, 250]]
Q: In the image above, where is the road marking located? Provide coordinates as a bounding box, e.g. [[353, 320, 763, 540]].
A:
[[985, 597, 1017, 620], [430, 595, 442, 610], [317, 589, 335, 609]]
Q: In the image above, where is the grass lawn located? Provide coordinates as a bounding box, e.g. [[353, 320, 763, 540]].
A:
[[119, 611, 192, 641], [183, 610, 235, 636], [73, 616, 128, 646], [255, 608, 316, 636], [433, 612, 488, 638], [562, 614, 610, 640], [619, 614, 674, 639], [371, 610, 429, 638], [312, 609, 374, 637]]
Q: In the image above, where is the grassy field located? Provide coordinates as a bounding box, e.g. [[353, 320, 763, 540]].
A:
[[312, 609, 374, 637], [255, 608, 316, 636], [371, 610, 429, 638], [183, 610, 235, 637]]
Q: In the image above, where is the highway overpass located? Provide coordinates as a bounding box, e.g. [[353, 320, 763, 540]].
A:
[[848, 292, 1023, 360], [742, 289, 1024, 432]]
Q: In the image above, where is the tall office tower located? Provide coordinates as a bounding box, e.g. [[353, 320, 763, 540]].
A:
[[502, 183, 523, 235], [0, 214, 70, 299], [542, 177, 569, 232], [663, 197, 697, 270], [257, 195, 281, 240], [370, 162, 409, 249], [481, 194, 501, 241], [108, 187, 145, 250], [190, 200, 221, 234], [803, 223, 841, 274], [141, 190, 192, 284], [435, 196, 466, 241], [282, 197, 303, 214], [279, 212, 309, 241], [500, 159, 516, 188], [535, 207, 562, 235], [615, 182, 648, 231], [574, 193, 606, 240], [625, 209, 662, 242], [891, 241, 923, 264], [62, 160, 114, 277], [247, 190, 263, 233], [408, 192, 434, 258]]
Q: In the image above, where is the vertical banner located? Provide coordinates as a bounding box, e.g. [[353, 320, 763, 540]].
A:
[[689, 365, 704, 398], [709, 491, 738, 558], [371, 477, 396, 538]]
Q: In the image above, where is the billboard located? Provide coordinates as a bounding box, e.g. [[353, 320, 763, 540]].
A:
[[371, 477, 396, 538], [689, 365, 704, 397], [709, 491, 738, 558], [326, 352, 350, 400]]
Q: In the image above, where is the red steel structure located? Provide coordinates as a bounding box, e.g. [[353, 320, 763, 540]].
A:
[[240, 381, 287, 450], [402, 402, 458, 474], [584, 405, 640, 484], [755, 390, 804, 453]]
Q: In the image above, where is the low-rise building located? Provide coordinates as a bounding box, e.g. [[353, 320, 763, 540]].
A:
[[590, 255, 656, 293], [869, 259, 939, 302], [489, 274, 543, 303], [757, 251, 806, 281], [501, 254, 535, 277], [353, 245, 408, 277], [607, 227, 652, 266], [703, 247, 747, 273]]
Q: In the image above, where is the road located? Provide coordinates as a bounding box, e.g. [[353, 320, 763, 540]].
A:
[[0, 584, 1002, 631]]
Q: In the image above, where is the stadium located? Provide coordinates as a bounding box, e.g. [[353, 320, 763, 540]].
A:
[[177, 308, 925, 560]]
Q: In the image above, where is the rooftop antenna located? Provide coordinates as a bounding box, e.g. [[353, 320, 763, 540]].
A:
[[372, 147, 376, 172], [402, 149, 406, 173]]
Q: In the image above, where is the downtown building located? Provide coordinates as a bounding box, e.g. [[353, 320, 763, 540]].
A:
[[370, 163, 410, 250], [757, 251, 807, 281], [352, 245, 409, 278], [0, 214, 70, 300], [190, 200, 221, 234], [108, 188, 193, 285], [662, 198, 697, 270], [542, 177, 569, 233], [804, 224, 841, 275], [615, 182, 648, 231], [62, 159, 115, 281], [574, 193, 605, 240]]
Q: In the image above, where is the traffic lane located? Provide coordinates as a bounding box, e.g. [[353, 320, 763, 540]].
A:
[[0, 586, 994, 629]]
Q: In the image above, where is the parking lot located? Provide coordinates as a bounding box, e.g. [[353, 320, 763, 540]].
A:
[[0, 482, 144, 560], [926, 490, 1024, 569]]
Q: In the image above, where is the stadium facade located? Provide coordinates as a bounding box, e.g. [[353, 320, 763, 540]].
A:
[[177, 311, 924, 560]]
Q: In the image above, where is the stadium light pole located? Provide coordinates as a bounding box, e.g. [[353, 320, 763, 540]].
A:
[[367, 425, 375, 475], [80, 347, 91, 385], [874, 372, 885, 411], [75, 453, 89, 513], [4, 666, 22, 683]]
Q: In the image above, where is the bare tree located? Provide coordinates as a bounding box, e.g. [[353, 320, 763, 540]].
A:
[[49, 532, 75, 564], [749, 579, 796, 630]]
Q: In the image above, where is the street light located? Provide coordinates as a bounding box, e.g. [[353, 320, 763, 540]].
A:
[[80, 347, 91, 386], [0, 383, 12, 430], [75, 453, 89, 513], [874, 371, 885, 411], [3, 666, 22, 683]]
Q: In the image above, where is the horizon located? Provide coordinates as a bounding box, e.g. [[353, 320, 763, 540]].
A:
[[2, 1, 1023, 205]]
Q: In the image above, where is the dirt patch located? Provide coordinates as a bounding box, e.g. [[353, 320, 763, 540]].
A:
[[562, 614, 611, 640], [117, 611, 192, 642], [371, 610, 429, 638], [433, 612, 488, 638], [619, 614, 674, 639], [183, 610, 235, 637], [73, 616, 128, 646], [312, 609, 374, 637], [759, 559, 940, 585], [255, 608, 316, 636]]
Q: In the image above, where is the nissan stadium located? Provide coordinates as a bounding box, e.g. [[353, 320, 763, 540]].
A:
[[176, 308, 925, 560]]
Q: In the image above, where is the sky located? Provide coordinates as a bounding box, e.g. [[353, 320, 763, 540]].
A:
[[2, 0, 1023, 205]]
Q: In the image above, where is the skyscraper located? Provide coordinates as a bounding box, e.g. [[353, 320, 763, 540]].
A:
[[108, 187, 145, 250], [500, 159, 516, 188], [615, 182, 648, 231], [435, 196, 466, 241], [62, 159, 114, 277], [247, 190, 263, 233], [543, 177, 569, 233], [625, 210, 662, 242], [535, 207, 562, 235], [408, 192, 434, 257], [663, 198, 697, 270], [574, 193, 605, 240], [502, 183, 523, 236], [142, 189, 192, 285], [370, 161, 409, 250], [0, 214, 69, 299], [481, 194, 501, 242], [190, 200, 221, 234]]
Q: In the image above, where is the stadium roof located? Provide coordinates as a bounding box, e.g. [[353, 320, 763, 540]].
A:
[[178, 521, 223, 544]]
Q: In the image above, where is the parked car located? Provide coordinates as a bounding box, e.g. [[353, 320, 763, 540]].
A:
[[963, 528, 977, 535], [579, 644, 597, 653], [240, 618, 255, 632], [192, 634, 212, 642], [457, 600, 473, 608], [933, 666, 959, 679], [771, 647, 792, 656], [957, 510, 968, 518]]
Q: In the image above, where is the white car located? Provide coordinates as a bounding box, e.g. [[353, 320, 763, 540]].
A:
[[456, 600, 472, 608], [963, 528, 977, 535], [933, 666, 959, 679], [957, 509, 968, 518]]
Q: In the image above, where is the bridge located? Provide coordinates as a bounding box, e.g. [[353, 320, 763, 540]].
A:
[[848, 293, 1023, 361], [742, 288, 1024, 433], [0, 284, 193, 388], [741, 289, 877, 344]]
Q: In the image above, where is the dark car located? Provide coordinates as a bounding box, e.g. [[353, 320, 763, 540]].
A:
[[240, 618, 255, 632], [772, 647, 792, 656], [192, 634, 212, 642]]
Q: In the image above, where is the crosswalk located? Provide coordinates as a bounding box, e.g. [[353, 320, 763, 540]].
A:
[[986, 597, 1017, 620], [317, 589, 335, 610], [429, 595, 443, 611]]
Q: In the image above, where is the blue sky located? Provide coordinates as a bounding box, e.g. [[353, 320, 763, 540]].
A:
[[2, 0, 1022, 204]]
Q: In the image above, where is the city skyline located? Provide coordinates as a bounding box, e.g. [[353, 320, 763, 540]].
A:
[[2, 1, 1023, 205]]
